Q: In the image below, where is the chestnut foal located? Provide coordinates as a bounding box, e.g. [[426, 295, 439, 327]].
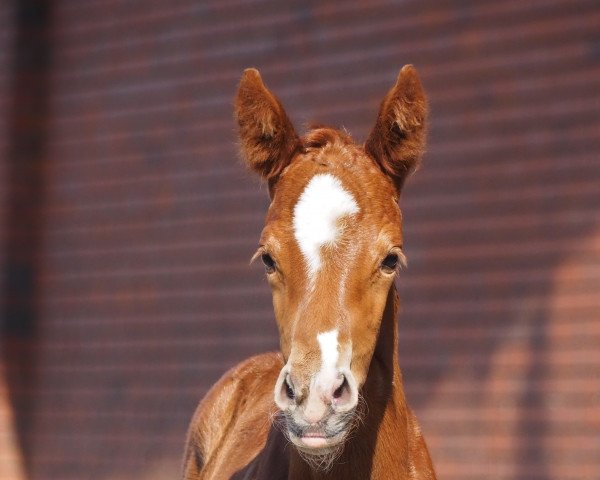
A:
[[183, 65, 436, 480]]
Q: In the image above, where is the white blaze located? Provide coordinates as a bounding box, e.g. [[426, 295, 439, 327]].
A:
[[316, 329, 339, 386], [293, 173, 359, 277], [317, 329, 339, 370]]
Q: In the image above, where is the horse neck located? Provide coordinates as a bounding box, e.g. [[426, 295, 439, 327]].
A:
[[289, 286, 410, 479]]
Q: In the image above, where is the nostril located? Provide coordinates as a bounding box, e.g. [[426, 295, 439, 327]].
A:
[[284, 377, 295, 400], [333, 376, 347, 399], [274, 368, 299, 410], [331, 371, 358, 411]]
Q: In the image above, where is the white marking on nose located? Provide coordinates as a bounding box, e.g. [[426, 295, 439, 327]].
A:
[[315, 329, 340, 393], [317, 329, 339, 371], [293, 174, 359, 277]]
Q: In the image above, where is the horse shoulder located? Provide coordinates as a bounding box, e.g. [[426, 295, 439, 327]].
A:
[[183, 352, 284, 480]]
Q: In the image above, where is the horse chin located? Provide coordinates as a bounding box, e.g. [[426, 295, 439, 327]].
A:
[[289, 431, 346, 472], [280, 406, 358, 468]]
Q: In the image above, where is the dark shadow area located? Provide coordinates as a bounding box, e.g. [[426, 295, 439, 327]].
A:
[[1, 0, 52, 474]]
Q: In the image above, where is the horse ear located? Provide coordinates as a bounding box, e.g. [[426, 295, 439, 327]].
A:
[[365, 65, 428, 193], [235, 68, 300, 186]]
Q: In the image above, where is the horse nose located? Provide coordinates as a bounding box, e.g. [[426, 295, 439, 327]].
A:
[[306, 371, 358, 420], [274, 366, 358, 420]]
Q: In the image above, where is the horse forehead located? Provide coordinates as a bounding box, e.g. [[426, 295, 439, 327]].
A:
[[292, 173, 360, 275], [262, 154, 401, 252]]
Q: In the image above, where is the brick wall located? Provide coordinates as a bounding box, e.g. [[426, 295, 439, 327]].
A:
[[0, 2, 26, 479], [0, 1, 598, 479]]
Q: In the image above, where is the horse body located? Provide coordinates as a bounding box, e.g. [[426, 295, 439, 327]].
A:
[[184, 66, 436, 479]]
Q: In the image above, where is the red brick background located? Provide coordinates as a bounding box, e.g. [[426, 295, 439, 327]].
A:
[[0, 1, 599, 479]]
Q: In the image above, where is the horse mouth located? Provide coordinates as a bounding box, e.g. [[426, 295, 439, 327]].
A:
[[286, 423, 350, 454], [296, 431, 346, 451]]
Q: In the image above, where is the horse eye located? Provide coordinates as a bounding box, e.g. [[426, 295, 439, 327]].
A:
[[261, 253, 276, 273], [381, 253, 399, 271]]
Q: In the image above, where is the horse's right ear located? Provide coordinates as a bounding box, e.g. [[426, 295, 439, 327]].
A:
[[235, 69, 300, 187]]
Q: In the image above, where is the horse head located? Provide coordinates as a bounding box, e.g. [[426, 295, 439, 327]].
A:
[[235, 65, 427, 460]]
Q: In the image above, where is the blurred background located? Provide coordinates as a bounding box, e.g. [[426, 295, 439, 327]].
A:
[[0, 0, 598, 479]]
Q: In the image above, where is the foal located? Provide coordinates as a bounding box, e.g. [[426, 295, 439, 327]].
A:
[[183, 65, 436, 480]]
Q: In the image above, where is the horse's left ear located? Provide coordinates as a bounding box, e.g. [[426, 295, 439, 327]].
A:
[[365, 65, 428, 193], [235, 68, 300, 190]]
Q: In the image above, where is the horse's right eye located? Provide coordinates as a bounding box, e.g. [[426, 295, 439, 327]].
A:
[[261, 253, 276, 273]]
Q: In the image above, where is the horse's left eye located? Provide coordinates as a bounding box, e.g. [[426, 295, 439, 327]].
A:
[[261, 253, 276, 273], [381, 253, 399, 271]]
